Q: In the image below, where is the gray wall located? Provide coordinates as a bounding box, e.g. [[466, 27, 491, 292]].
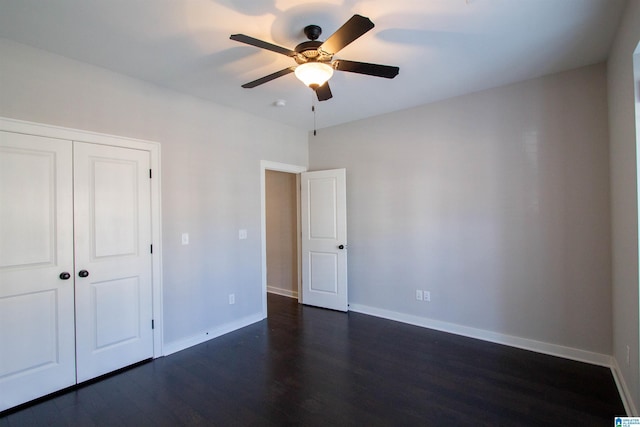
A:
[[0, 31, 623, 397], [310, 63, 611, 355], [608, 0, 640, 414], [0, 38, 308, 349]]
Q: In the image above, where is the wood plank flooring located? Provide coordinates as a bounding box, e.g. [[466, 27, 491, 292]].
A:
[[1, 294, 625, 426]]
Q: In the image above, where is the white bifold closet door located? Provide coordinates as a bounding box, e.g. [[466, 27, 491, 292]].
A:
[[0, 132, 153, 411]]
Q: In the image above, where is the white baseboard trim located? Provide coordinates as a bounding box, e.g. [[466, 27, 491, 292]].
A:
[[349, 303, 612, 367], [611, 357, 638, 416], [162, 302, 631, 412], [162, 313, 263, 356], [267, 286, 298, 299]]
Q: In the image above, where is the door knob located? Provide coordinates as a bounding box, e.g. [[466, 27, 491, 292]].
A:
[[338, 244, 345, 250], [59, 272, 71, 280], [78, 270, 90, 278]]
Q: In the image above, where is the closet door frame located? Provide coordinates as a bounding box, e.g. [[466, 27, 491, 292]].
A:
[[0, 117, 164, 358]]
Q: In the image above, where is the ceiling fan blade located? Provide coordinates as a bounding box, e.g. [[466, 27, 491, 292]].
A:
[[241, 67, 296, 88], [320, 14, 375, 55], [230, 34, 297, 57], [315, 82, 333, 101], [333, 60, 399, 79]]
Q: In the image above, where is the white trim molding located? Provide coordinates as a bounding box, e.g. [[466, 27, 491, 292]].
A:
[[611, 357, 638, 416], [350, 303, 636, 409], [267, 286, 299, 299], [162, 313, 263, 356], [349, 303, 613, 367]]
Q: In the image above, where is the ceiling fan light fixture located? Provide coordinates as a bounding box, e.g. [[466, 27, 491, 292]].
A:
[[231, 14, 398, 102], [294, 62, 334, 89]]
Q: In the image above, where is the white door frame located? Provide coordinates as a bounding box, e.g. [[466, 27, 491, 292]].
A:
[[260, 160, 307, 318], [0, 117, 164, 357]]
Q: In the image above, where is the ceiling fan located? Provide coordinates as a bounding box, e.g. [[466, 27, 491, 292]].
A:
[[230, 14, 400, 101]]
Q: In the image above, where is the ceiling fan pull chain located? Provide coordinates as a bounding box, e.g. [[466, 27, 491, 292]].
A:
[[312, 93, 317, 136]]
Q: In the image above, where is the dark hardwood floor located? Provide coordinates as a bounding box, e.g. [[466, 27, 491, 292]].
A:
[[1, 294, 625, 426]]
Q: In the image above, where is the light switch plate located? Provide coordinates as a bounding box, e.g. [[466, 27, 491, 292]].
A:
[[238, 229, 247, 240], [181, 233, 189, 245]]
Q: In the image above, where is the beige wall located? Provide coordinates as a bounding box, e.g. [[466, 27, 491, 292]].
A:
[[310, 63, 611, 356], [266, 170, 298, 298], [608, 0, 640, 414]]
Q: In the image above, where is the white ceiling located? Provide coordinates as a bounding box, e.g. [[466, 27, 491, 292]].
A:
[[0, 0, 627, 131]]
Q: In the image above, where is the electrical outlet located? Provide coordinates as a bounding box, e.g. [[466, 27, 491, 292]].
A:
[[627, 345, 631, 366], [416, 290, 423, 301], [423, 291, 431, 302], [238, 229, 247, 240], [229, 294, 235, 305]]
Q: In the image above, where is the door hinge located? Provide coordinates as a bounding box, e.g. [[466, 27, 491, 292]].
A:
[[150, 244, 153, 254], [149, 169, 152, 179], [151, 319, 155, 329]]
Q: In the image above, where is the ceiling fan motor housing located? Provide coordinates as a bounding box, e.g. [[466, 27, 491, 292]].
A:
[[294, 40, 332, 64]]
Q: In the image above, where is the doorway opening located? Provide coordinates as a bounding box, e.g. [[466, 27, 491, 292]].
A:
[[265, 170, 299, 300], [261, 162, 349, 315], [260, 161, 307, 317]]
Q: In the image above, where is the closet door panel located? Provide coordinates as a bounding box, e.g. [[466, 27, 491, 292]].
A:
[[73, 142, 153, 383], [0, 131, 76, 412]]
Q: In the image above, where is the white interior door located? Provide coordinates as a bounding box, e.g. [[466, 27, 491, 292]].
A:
[[73, 142, 153, 382], [300, 169, 348, 311], [0, 132, 76, 411]]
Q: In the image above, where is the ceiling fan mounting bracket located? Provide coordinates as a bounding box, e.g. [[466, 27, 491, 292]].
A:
[[303, 25, 322, 41]]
